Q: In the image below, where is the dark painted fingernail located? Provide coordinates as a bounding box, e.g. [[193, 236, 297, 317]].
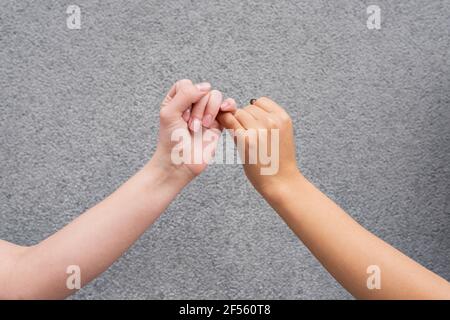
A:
[[250, 99, 256, 105]]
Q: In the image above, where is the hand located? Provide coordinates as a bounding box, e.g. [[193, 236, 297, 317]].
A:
[[152, 79, 236, 179], [217, 97, 300, 197]]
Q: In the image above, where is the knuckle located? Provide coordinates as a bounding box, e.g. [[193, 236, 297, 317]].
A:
[[227, 98, 236, 105], [256, 96, 271, 105], [209, 90, 223, 104], [177, 79, 192, 86], [266, 117, 278, 128], [210, 89, 222, 97], [279, 112, 292, 124], [235, 109, 244, 118], [177, 79, 196, 95], [179, 85, 196, 99], [159, 107, 171, 120]]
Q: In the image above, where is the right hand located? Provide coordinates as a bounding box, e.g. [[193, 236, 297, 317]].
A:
[[153, 79, 236, 179], [217, 97, 301, 197]]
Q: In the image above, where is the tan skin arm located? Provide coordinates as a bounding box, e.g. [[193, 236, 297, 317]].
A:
[[218, 97, 450, 299]]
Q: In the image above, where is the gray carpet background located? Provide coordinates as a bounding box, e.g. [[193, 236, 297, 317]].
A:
[[0, 0, 449, 299]]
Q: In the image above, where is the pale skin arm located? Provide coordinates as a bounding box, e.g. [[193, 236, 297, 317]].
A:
[[218, 97, 450, 300], [0, 79, 236, 299], [0, 159, 191, 300]]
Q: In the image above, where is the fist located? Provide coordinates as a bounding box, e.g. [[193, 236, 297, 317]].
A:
[[154, 79, 236, 177], [217, 97, 299, 196]]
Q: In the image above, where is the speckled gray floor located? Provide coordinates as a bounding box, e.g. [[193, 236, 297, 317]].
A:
[[0, 0, 449, 299]]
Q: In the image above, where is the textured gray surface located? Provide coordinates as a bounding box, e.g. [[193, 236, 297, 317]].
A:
[[0, 0, 449, 299]]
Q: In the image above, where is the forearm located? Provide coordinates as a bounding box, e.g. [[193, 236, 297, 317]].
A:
[[4, 156, 191, 299], [265, 173, 450, 299]]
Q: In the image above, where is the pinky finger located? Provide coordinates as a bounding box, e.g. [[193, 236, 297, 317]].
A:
[[220, 98, 237, 113]]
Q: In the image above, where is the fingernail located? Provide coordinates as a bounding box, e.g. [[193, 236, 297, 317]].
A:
[[191, 118, 202, 132], [250, 99, 256, 105], [182, 109, 191, 122], [196, 82, 211, 92], [202, 114, 213, 128], [220, 101, 230, 110]]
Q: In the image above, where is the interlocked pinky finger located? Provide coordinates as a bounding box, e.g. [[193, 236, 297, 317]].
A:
[[220, 98, 237, 113]]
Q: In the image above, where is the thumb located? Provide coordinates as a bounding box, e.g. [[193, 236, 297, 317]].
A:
[[165, 79, 211, 115]]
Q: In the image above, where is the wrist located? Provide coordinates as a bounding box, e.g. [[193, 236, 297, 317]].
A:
[[261, 170, 308, 204], [143, 150, 194, 188], [114, 152, 192, 222]]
